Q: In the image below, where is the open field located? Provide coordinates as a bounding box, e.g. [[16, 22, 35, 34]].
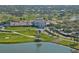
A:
[[0, 32, 34, 44]]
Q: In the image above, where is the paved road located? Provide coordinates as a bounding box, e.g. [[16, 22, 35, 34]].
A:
[[12, 31, 35, 38]]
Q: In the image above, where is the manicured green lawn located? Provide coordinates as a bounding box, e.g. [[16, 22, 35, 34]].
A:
[[5, 27, 36, 31], [0, 26, 55, 43], [0, 33, 34, 44], [5, 26, 37, 36], [18, 29, 36, 36], [59, 40, 75, 46], [40, 33, 54, 42], [58, 40, 79, 49]]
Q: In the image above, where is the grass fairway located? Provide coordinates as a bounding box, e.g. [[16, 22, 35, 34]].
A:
[[5, 27, 36, 31], [40, 33, 54, 42], [59, 40, 79, 49], [0, 27, 36, 43], [5, 27, 37, 36], [0, 33, 34, 44], [0, 26, 55, 44]]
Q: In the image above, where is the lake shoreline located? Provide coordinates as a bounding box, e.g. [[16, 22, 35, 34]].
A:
[[0, 41, 78, 53], [0, 42, 73, 53], [51, 41, 79, 53]]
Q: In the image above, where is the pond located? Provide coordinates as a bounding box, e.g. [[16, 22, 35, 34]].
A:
[[0, 42, 73, 53]]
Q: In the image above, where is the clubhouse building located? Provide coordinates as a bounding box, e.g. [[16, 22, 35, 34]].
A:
[[0, 18, 50, 29]]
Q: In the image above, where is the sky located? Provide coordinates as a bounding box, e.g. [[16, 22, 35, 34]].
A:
[[0, 0, 79, 5]]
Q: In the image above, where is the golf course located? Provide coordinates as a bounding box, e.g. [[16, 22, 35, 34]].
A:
[[0, 27, 54, 43], [0, 26, 78, 50]]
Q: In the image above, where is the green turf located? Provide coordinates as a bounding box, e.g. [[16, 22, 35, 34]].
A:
[[0, 27, 55, 43], [40, 33, 54, 42], [5, 27, 36, 31], [58, 40, 79, 49], [0, 33, 34, 43]]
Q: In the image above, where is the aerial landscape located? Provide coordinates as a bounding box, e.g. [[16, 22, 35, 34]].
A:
[[0, 5, 79, 53]]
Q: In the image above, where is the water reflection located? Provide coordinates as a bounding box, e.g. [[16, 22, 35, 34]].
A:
[[36, 42, 42, 53], [0, 42, 73, 53]]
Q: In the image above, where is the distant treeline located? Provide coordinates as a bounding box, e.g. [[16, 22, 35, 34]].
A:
[[0, 5, 79, 15]]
